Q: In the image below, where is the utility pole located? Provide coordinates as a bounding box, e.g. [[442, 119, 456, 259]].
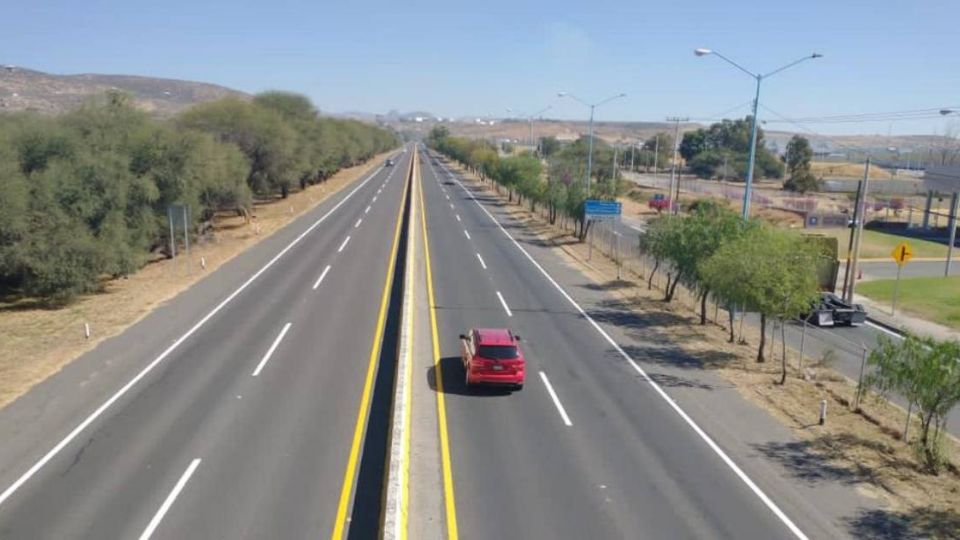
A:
[[629, 141, 636, 172], [653, 136, 659, 178], [846, 158, 872, 303], [666, 117, 688, 215]]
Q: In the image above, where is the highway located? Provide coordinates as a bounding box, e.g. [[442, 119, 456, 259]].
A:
[[0, 149, 412, 538], [418, 149, 863, 539], [0, 143, 881, 539]]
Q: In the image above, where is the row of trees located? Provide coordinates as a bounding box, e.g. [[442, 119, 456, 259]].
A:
[[428, 126, 626, 239], [679, 117, 784, 181], [642, 202, 822, 379], [0, 91, 397, 303]]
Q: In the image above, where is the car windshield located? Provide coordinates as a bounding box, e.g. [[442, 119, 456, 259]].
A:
[[477, 345, 518, 360]]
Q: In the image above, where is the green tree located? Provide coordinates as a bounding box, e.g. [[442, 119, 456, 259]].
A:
[[538, 136, 561, 158], [701, 226, 820, 368], [866, 335, 960, 473], [783, 135, 820, 193]]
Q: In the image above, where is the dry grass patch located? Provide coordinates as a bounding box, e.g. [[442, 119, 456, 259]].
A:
[[0, 151, 393, 409]]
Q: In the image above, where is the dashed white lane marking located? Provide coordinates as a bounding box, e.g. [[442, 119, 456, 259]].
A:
[[338, 236, 351, 253], [476, 253, 487, 269], [252, 322, 292, 376], [312, 265, 332, 290], [496, 291, 513, 317], [365, 205, 371, 214], [355, 218, 363, 228], [540, 372, 573, 427], [138, 458, 202, 540], [463, 230, 471, 240], [456, 214, 461, 222]]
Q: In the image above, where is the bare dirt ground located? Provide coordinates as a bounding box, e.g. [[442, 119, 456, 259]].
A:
[[447, 160, 960, 538], [0, 151, 394, 409]]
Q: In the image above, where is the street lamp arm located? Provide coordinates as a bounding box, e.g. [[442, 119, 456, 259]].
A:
[[709, 51, 758, 79], [595, 93, 627, 107], [560, 93, 591, 108], [762, 53, 822, 79]]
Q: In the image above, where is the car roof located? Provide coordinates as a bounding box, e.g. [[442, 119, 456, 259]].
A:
[[474, 328, 515, 346]]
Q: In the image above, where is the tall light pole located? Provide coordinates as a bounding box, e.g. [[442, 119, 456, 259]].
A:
[[695, 48, 822, 219], [507, 105, 553, 153], [558, 92, 627, 191]]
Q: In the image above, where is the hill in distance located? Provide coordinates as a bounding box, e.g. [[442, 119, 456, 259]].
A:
[[0, 66, 250, 116]]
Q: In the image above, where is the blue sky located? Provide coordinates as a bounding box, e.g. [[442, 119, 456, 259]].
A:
[[4, 0, 960, 135]]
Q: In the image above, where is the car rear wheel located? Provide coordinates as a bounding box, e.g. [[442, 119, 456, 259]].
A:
[[513, 384, 523, 391], [464, 368, 472, 389]]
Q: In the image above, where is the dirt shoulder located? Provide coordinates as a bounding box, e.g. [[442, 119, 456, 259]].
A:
[[447, 161, 960, 537], [0, 151, 395, 409]]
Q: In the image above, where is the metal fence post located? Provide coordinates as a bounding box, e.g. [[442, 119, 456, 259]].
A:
[[854, 346, 868, 410], [799, 319, 808, 376]]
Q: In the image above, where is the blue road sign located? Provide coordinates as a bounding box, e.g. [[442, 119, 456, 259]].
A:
[[584, 200, 621, 220]]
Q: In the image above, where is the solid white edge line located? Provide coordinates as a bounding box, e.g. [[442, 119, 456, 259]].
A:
[[463, 230, 471, 240], [476, 253, 487, 270], [252, 322, 292, 377], [438, 158, 809, 540], [866, 320, 903, 339], [539, 371, 573, 427], [338, 236, 351, 253], [355, 218, 363, 228], [137, 458, 201, 540], [0, 163, 386, 509], [312, 265, 332, 290], [495, 291, 513, 317]]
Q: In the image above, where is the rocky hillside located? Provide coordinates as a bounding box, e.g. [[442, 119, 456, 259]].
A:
[[0, 66, 249, 116]]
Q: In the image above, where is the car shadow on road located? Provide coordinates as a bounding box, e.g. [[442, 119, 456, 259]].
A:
[[426, 357, 514, 397]]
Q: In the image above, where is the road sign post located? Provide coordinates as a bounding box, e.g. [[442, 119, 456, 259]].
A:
[[890, 241, 913, 316], [584, 200, 622, 265]]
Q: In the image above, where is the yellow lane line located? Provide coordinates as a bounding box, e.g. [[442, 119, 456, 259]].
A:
[[330, 152, 412, 539], [417, 150, 460, 540]]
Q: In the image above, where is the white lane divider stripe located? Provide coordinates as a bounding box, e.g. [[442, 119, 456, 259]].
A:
[[355, 218, 363, 228], [373, 196, 378, 203], [539, 372, 572, 427], [252, 322, 292, 376], [476, 253, 487, 270], [138, 458, 201, 540], [449, 203, 454, 210], [312, 265, 332, 290], [439, 160, 809, 540], [456, 214, 461, 222], [0, 163, 386, 509], [365, 205, 371, 214], [496, 291, 513, 317], [338, 236, 351, 253], [463, 230, 471, 240]]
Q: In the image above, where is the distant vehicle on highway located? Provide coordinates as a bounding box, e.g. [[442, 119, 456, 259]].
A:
[[802, 292, 867, 327], [385, 158, 395, 167], [459, 328, 525, 390]]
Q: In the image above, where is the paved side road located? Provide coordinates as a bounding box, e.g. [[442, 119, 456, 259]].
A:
[[421, 151, 880, 539], [0, 149, 411, 538]]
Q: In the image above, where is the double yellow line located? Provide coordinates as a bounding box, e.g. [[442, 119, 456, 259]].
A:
[[330, 148, 459, 539]]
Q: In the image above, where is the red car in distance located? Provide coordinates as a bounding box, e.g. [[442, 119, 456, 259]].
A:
[[459, 328, 525, 390]]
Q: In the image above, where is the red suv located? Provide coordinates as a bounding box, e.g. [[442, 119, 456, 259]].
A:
[[459, 328, 525, 390]]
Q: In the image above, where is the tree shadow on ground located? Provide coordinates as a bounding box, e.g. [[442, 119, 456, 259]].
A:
[[752, 433, 914, 487], [845, 507, 960, 539], [587, 304, 690, 332], [581, 280, 637, 292]]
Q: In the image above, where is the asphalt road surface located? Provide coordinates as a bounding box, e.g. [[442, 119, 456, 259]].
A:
[[419, 150, 852, 539], [0, 149, 412, 539]]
